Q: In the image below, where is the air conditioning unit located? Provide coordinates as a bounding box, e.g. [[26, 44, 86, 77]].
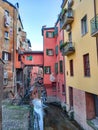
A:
[[66, 24, 71, 31]]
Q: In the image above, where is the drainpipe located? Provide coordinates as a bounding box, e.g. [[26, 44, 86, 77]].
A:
[[94, 0, 98, 62], [13, 7, 15, 92], [62, 29, 66, 103]]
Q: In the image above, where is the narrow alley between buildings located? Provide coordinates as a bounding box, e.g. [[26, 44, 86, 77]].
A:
[[44, 103, 83, 130]]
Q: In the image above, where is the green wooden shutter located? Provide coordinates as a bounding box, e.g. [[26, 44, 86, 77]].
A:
[[46, 49, 48, 55], [29, 56, 32, 60], [46, 32, 48, 37], [44, 66, 46, 74], [60, 60, 63, 73]]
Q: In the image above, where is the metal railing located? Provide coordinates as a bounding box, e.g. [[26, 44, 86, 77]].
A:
[[90, 14, 98, 35]]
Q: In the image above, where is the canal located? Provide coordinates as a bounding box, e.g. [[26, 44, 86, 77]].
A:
[[44, 104, 83, 130]]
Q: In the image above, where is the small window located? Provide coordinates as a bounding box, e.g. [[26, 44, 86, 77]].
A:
[[26, 55, 32, 61], [18, 55, 21, 61], [81, 15, 87, 35], [55, 63, 58, 74], [59, 60, 63, 73], [46, 49, 54, 56], [3, 78, 8, 86], [44, 66, 51, 74], [83, 53, 90, 77], [62, 84, 65, 94], [68, 32, 72, 42], [5, 39, 9, 44], [46, 31, 54, 38], [69, 59, 74, 76], [55, 45, 58, 55], [2, 51, 11, 61], [5, 31, 9, 39], [5, 10, 9, 16]]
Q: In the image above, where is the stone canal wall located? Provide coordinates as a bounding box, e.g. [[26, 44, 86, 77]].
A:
[[2, 100, 30, 130]]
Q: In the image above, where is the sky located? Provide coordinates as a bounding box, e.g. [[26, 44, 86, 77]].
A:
[[8, 0, 62, 51]]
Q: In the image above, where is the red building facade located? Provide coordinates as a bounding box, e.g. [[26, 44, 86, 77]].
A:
[[42, 20, 66, 103]]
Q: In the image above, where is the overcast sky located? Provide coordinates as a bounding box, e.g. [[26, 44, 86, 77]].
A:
[[8, 0, 62, 51]]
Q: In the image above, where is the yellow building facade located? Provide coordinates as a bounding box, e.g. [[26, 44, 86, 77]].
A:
[[60, 0, 98, 129]]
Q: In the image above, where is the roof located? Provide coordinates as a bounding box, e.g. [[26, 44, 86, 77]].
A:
[[41, 27, 55, 36], [23, 51, 43, 54]]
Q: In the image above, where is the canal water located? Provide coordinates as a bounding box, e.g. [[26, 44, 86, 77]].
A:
[[44, 104, 83, 130]]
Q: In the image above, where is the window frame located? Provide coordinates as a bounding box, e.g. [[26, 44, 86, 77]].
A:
[[46, 31, 54, 38], [83, 53, 90, 77], [44, 66, 51, 74], [59, 60, 63, 73], [2, 51, 11, 61], [81, 15, 88, 36], [46, 49, 54, 56], [69, 59, 74, 76]]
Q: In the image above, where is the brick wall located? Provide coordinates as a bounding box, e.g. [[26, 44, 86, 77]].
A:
[[73, 88, 93, 130]]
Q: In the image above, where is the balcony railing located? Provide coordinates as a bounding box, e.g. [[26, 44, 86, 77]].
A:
[[60, 8, 74, 29], [90, 14, 98, 37], [62, 42, 75, 56]]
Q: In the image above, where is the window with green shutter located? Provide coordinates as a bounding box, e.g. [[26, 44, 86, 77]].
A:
[[44, 66, 51, 74], [55, 63, 58, 74], [46, 49, 54, 56], [54, 27, 58, 36], [26, 55, 33, 61], [55, 45, 58, 55], [46, 31, 55, 38], [59, 60, 63, 73]]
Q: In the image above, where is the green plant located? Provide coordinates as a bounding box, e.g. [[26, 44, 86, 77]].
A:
[[60, 42, 68, 50]]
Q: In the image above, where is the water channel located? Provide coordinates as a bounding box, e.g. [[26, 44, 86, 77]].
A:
[[44, 104, 83, 130]]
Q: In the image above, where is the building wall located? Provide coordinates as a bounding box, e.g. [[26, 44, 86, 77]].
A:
[[22, 53, 43, 66], [62, 0, 98, 129], [65, 0, 98, 105], [0, 1, 17, 89], [43, 28, 56, 85], [55, 22, 65, 103], [73, 88, 93, 130]]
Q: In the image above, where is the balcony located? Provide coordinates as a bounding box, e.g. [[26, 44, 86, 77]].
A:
[[90, 14, 98, 37], [60, 42, 75, 56], [60, 8, 74, 29]]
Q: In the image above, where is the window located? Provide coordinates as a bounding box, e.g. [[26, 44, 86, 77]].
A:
[[44, 66, 51, 74], [5, 31, 9, 39], [5, 39, 9, 44], [46, 49, 54, 56], [68, 32, 72, 42], [18, 55, 21, 61], [83, 53, 90, 77], [59, 60, 63, 73], [5, 10, 9, 16], [46, 31, 54, 38], [81, 15, 87, 35], [26, 55, 32, 61], [62, 84, 65, 94], [3, 78, 8, 86], [2, 51, 11, 61], [55, 45, 58, 55], [69, 60, 74, 76], [55, 63, 58, 74], [4, 10, 10, 27]]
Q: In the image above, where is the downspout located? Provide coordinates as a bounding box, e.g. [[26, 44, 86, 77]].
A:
[[13, 7, 15, 92], [62, 29, 66, 103], [94, 0, 98, 62]]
